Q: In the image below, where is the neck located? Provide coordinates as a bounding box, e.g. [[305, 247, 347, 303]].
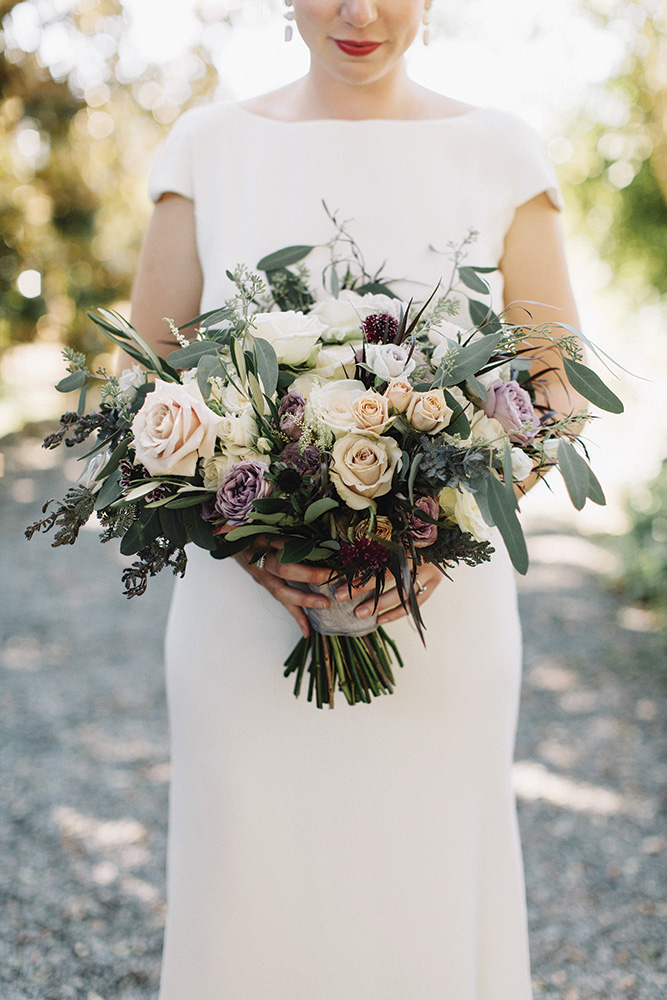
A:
[[292, 60, 419, 120]]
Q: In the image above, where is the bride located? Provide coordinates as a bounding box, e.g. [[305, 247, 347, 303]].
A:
[[130, 3, 582, 998]]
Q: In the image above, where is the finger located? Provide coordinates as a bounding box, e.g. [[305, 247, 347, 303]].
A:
[[263, 551, 332, 585], [286, 603, 311, 639], [259, 572, 331, 611]]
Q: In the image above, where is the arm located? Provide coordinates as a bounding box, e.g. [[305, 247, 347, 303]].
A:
[[129, 193, 331, 637], [500, 192, 589, 493]]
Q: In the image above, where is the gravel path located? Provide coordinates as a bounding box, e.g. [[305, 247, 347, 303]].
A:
[[1, 428, 666, 1000]]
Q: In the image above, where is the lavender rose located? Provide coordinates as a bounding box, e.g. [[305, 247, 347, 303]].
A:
[[280, 442, 321, 476], [278, 391, 306, 440], [482, 379, 539, 445], [212, 459, 271, 526], [407, 495, 440, 548]]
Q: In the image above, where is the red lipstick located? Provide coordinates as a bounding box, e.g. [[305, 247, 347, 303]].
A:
[[335, 39, 382, 57]]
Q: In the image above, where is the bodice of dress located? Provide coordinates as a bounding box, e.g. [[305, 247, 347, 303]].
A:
[[149, 102, 561, 316]]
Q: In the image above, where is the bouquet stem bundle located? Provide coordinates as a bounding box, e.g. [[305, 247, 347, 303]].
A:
[[283, 627, 404, 708]]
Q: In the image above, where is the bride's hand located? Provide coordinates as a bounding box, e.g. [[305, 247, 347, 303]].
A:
[[333, 563, 444, 626], [234, 540, 331, 638]]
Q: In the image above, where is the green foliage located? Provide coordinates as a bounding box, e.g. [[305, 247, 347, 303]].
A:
[[0, 0, 220, 354], [617, 460, 667, 608], [562, 1, 667, 300]]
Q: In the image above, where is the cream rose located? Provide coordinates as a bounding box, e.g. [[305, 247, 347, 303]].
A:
[[330, 433, 402, 511], [252, 310, 326, 366], [308, 379, 366, 436], [439, 486, 493, 543], [218, 383, 252, 414], [406, 389, 453, 434], [118, 363, 145, 394], [132, 379, 222, 477], [352, 390, 391, 435], [385, 378, 414, 413]]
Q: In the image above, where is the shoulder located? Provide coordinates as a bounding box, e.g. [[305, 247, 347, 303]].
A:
[[162, 101, 240, 140]]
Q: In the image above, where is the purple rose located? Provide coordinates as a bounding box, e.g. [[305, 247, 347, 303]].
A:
[[280, 442, 321, 477], [213, 460, 271, 526], [278, 391, 306, 441], [482, 379, 539, 445], [407, 495, 439, 549]]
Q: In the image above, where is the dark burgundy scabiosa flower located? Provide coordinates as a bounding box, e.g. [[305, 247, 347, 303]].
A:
[[340, 536, 391, 572], [362, 313, 400, 345], [278, 391, 306, 440], [407, 495, 440, 548], [119, 457, 169, 502], [213, 459, 271, 526]]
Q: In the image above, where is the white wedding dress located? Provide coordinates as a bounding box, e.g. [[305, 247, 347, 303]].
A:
[[149, 102, 562, 1000]]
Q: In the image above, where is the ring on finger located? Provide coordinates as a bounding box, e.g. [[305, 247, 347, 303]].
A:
[[415, 580, 427, 596], [256, 553, 266, 570]]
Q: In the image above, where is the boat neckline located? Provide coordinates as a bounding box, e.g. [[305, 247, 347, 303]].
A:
[[230, 102, 492, 125]]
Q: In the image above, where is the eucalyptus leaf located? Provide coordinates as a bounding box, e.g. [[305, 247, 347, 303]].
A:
[[354, 281, 400, 299], [435, 332, 503, 387], [96, 438, 129, 480], [156, 507, 186, 548], [197, 354, 225, 398], [469, 299, 502, 334], [443, 389, 471, 438], [183, 505, 216, 550], [465, 375, 488, 402], [486, 474, 528, 574], [304, 497, 339, 523], [119, 511, 159, 556], [557, 439, 590, 511], [94, 470, 123, 511], [253, 337, 279, 397], [278, 536, 317, 563], [587, 466, 606, 507], [257, 245, 314, 271], [247, 370, 265, 417], [562, 357, 624, 413], [56, 370, 87, 393], [408, 453, 423, 505], [502, 441, 516, 499], [458, 267, 490, 295], [225, 524, 281, 542], [167, 341, 220, 368]]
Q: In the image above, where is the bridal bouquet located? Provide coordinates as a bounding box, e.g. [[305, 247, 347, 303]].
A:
[[27, 220, 623, 708]]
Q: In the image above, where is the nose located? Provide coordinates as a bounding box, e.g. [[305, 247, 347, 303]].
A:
[[339, 1, 378, 28]]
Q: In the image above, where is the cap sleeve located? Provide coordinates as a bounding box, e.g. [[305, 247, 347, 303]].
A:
[[148, 110, 197, 203], [501, 113, 564, 212]]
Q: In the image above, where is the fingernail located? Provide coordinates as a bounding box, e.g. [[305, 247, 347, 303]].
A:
[[356, 606, 371, 618], [315, 599, 328, 609]]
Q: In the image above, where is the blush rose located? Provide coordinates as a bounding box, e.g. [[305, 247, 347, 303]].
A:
[[132, 379, 222, 477]]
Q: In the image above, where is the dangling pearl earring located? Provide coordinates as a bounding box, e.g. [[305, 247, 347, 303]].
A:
[[423, 1, 433, 46], [284, 0, 295, 42]]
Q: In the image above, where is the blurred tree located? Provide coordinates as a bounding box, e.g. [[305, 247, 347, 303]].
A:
[[561, 0, 667, 298], [0, 0, 221, 354]]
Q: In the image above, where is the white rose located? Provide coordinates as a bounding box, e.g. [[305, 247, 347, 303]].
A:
[[477, 363, 512, 389], [314, 343, 358, 381], [330, 433, 402, 511], [252, 310, 326, 365], [118, 364, 145, 393], [430, 321, 466, 365], [308, 379, 366, 436], [468, 410, 507, 447], [218, 409, 259, 449], [365, 343, 416, 381], [511, 447, 534, 482], [219, 383, 252, 414], [542, 439, 560, 462], [311, 292, 404, 344], [79, 448, 110, 493], [132, 379, 223, 477], [310, 292, 366, 343], [439, 486, 493, 543]]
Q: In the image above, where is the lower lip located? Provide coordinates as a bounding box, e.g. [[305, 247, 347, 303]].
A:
[[335, 40, 382, 57]]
